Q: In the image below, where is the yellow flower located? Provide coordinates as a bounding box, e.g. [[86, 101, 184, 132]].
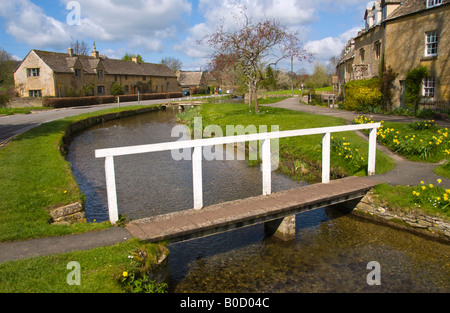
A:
[[420, 181, 424, 184], [122, 271, 128, 277], [437, 179, 442, 184], [437, 197, 441, 201], [422, 186, 427, 190], [429, 184, 434, 188], [64, 190, 67, 194]]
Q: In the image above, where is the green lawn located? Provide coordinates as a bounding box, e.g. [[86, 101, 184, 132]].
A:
[[0, 105, 159, 242], [0, 239, 166, 293]]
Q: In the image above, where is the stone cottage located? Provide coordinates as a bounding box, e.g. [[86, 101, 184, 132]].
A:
[[337, 0, 449, 108], [176, 70, 217, 95], [14, 44, 180, 98]]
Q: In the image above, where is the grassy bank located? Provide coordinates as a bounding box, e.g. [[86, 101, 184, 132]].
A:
[[0, 105, 160, 242], [178, 102, 395, 182], [0, 239, 167, 293]]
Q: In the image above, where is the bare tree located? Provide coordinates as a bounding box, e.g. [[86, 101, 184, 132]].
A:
[[198, 4, 312, 112], [70, 40, 89, 56], [161, 57, 183, 72]]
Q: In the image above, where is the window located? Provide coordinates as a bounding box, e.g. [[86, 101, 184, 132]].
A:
[[425, 31, 438, 56], [97, 86, 105, 95], [28, 90, 42, 97], [97, 70, 103, 79], [27, 68, 40, 77], [75, 69, 81, 77], [374, 42, 381, 60], [423, 77, 435, 98], [427, 0, 442, 8], [360, 49, 365, 63]]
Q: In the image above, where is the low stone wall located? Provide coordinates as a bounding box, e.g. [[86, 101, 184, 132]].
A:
[[351, 190, 450, 242], [7, 97, 43, 108]]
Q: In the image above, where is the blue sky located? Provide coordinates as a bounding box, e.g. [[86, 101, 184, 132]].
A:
[[0, 0, 371, 73]]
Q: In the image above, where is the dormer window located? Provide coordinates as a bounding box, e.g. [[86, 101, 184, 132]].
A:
[[75, 69, 81, 77], [97, 70, 103, 78], [427, 0, 442, 8]]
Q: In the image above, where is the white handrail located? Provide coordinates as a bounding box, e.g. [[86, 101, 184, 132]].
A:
[[95, 123, 380, 224]]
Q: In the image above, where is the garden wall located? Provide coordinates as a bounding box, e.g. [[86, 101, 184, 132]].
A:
[[349, 191, 450, 242]]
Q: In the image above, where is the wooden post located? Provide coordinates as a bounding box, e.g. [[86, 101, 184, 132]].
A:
[[105, 156, 119, 224], [368, 127, 377, 176], [192, 146, 203, 210], [322, 132, 331, 183], [262, 138, 272, 195]]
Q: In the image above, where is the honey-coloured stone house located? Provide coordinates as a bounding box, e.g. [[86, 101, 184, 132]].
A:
[[337, 0, 449, 109], [14, 44, 181, 98]]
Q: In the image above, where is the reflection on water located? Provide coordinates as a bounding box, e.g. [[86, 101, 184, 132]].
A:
[[170, 208, 450, 293], [68, 107, 450, 293]]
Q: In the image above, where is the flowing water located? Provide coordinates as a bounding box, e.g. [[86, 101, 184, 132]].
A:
[[68, 107, 450, 293]]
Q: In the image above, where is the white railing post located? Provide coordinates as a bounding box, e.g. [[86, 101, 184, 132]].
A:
[[192, 146, 203, 210], [368, 127, 377, 176], [104, 156, 119, 224], [322, 132, 331, 183], [262, 138, 272, 195]]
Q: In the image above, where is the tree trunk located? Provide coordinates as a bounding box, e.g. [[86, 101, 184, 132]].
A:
[[248, 85, 252, 109], [254, 88, 259, 113]]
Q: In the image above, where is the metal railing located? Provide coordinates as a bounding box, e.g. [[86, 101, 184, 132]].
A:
[[95, 123, 380, 224]]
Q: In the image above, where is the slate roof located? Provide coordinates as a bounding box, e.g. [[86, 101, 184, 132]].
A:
[[386, 0, 449, 21], [28, 50, 177, 77], [177, 71, 217, 87]]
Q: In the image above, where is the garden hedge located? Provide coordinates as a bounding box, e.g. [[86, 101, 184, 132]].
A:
[[42, 92, 183, 108]]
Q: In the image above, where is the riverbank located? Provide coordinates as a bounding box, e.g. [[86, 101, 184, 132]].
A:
[[178, 99, 450, 240], [0, 104, 162, 242], [0, 98, 449, 293]]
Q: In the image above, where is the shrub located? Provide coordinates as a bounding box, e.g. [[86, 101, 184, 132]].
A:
[[343, 78, 382, 112], [405, 65, 429, 115], [42, 95, 115, 108], [111, 82, 125, 96]]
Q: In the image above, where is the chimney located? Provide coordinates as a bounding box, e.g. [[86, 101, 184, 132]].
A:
[[132, 56, 138, 63], [67, 47, 74, 57], [91, 42, 99, 59]]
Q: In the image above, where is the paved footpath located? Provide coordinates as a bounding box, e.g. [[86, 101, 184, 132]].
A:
[[268, 98, 450, 188], [1, 97, 449, 263]]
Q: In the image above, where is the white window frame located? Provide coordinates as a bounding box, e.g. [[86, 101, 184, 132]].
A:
[[423, 77, 435, 98], [425, 30, 438, 57], [427, 0, 442, 8]]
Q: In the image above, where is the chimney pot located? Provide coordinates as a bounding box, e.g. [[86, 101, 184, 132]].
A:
[[68, 47, 74, 57]]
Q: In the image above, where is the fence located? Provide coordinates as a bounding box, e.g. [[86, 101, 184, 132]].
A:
[[95, 123, 380, 224]]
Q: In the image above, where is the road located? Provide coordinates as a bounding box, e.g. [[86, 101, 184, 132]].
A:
[[0, 95, 226, 146]]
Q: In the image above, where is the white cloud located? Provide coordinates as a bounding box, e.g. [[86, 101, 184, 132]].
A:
[[0, 0, 68, 49], [0, 0, 192, 52], [304, 26, 361, 63]]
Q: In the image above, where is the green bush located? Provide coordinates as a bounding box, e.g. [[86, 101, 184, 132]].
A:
[[343, 78, 382, 112], [111, 82, 125, 96], [405, 65, 429, 115]]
